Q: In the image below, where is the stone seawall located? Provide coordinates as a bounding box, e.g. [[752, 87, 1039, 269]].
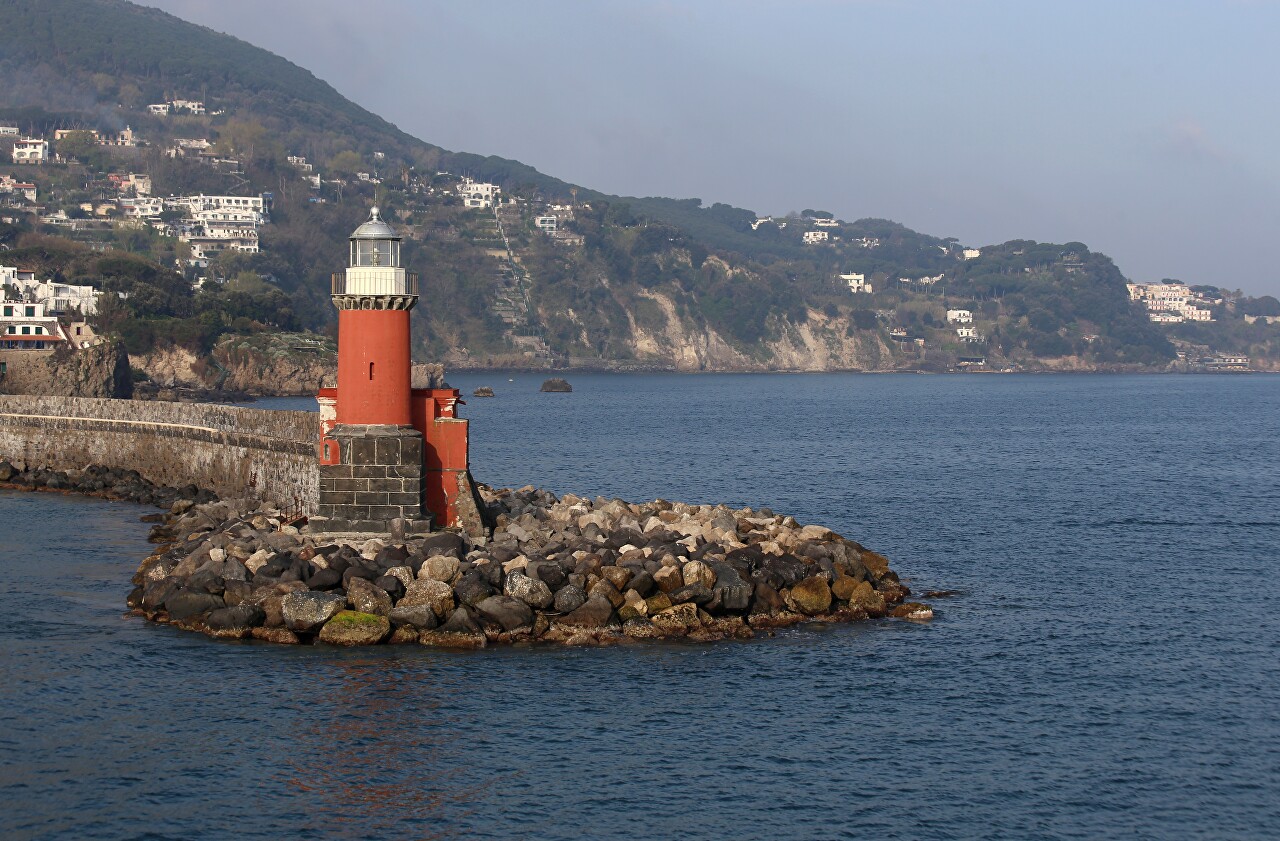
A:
[[0, 396, 319, 511]]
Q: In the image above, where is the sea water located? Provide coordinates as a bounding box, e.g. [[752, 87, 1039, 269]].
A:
[[1, 374, 1277, 840]]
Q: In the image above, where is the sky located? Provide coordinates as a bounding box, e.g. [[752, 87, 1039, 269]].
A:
[[143, 0, 1280, 296]]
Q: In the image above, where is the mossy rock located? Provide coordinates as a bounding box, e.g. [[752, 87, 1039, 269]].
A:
[[318, 610, 391, 646]]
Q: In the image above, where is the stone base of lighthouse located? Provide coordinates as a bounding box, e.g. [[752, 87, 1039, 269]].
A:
[[315, 424, 433, 534]]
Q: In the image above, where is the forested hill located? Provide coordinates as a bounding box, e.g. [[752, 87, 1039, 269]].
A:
[[2, 0, 1276, 373]]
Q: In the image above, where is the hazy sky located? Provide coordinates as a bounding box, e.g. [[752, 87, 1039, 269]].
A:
[[144, 0, 1280, 295]]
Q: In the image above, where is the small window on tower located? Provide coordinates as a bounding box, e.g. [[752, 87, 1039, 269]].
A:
[[369, 362, 374, 380]]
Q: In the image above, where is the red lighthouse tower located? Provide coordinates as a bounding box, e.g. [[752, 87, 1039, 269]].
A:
[[315, 207, 483, 536], [315, 207, 430, 534]]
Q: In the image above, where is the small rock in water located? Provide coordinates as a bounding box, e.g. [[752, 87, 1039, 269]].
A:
[[540, 378, 572, 393], [473, 386, 495, 397]]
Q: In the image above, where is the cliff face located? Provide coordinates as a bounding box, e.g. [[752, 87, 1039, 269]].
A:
[[604, 292, 901, 372], [0, 343, 132, 398], [133, 334, 336, 397]]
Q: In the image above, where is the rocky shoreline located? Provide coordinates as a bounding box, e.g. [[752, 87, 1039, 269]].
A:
[[126, 483, 932, 647]]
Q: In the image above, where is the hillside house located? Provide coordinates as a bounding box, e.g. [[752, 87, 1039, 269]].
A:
[[955, 325, 981, 341], [148, 103, 172, 115], [12, 138, 48, 165], [457, 178, 500, 209], [839, 272, 872, 294], [962, 248, 982, 260], [287, 155, 314, 172], [0, 126, 18, 136], [852, 237, 881, 248], [802, 231, 829, 245], [0, 176, 36, 203], [812, 218, 840, 228], [751, 216, 772, 230], [171, 100, 206, 115], [0, 301, 67, 350], [535, 216, 558, 232], [947, 309, 973, 323]]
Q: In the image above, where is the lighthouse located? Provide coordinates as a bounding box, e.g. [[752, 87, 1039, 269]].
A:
[[315, 207, 430, 534], [314, 207, 484, 537]]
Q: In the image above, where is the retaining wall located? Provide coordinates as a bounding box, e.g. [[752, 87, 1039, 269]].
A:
[[0, 396, 320, 511]]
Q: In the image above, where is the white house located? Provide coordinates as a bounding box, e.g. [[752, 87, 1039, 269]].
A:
[[812, 218, 840, 228], [171, 99, 206, 115], [955, 325, 983, 342], [12, 138, 48, 165], [839, 272, 872, 294], [947, 309, 973, 324], [0, 301, 67, 350], [0, 126, 18, 136], [148, 103, 172, 115], [535, 216, 558, 232], [962, 248, 982, 260], [802, 230, 829, 245], [457, 178, 501, 208]]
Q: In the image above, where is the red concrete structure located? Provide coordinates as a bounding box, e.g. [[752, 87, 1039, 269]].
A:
[[315, 208, 480, 535]]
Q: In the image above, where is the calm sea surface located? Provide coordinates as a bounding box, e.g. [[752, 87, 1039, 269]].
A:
[[1, 374, 1278, 840]]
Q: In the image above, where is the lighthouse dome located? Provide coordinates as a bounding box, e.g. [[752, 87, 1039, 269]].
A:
[[350, 206, 399, 241]]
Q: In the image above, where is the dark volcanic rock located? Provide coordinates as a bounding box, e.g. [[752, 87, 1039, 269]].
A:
[[388, 604, 438, 630], [475, 595, 535, 632], [453, 571, 496, 607], [206, 604, 266, 634], [553, 584, 587, 614], [166, 590, 225, 620], [558, 595, 616, 629]]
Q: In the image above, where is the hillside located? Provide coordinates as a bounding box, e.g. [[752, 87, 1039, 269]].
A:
[[1, 0, 1277, 375]]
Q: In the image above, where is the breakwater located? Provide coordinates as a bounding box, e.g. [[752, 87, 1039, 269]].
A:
[[131, 485, 926, 647], [0, 395, 317, 511]]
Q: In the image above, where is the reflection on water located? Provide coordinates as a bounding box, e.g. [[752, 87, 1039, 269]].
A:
[[3, 374, 1280, 840]]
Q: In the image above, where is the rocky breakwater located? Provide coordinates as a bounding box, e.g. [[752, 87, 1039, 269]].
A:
[[0, 460, 216, 508], [128, 486, 930, 647]]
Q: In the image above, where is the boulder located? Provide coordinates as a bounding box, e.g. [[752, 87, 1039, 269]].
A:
[[420, 532, 466, 559], [438, 605, 483, 634], [374, 575, 406, 602], [400, 578, 455, 619], [166, 590, 225, 621], [204, 603, 265, 634], [553, 584, 587, 614], [751, 582, 785, 615], [475, 596, 535, 632], [846, 580, 887, 614], [682, 560, 716, 589], [420, 555, 460, 583], [540, 378, 572, 393], [473, 386, 495, 397], [588, 578, 625, 609], [319, 611, 391, 646], [558, 595, 616, 629], [599, 565, 632, 591], [651, 602, 700, 632], [454, 572, 496, 608], [707, 561, 753, 612], [346, 577, 393, 616], [653, 565, 684, 593], [789, 576, 833, 616], [388, 604, 439, 630], [504, 571, 554, 610], [281, 591, 347, 633]]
